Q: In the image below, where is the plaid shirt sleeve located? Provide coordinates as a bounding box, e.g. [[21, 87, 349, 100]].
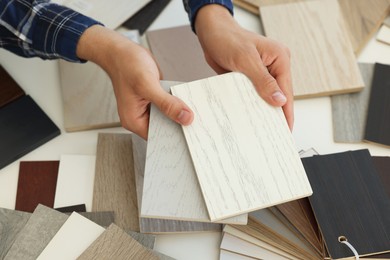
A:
[[0, 0, 102, 62], [183, 0, 233, 32]]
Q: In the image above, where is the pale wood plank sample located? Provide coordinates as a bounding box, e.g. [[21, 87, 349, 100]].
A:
[[220, 250, 256, 260], [260, 0, 364, 99], [0, 208, 31, 259], [132, 132, 222, 233], [142, 102, 247, 224], [93, 133, 139, 231], [146, 25, 217, 82], [77, 224, 159, 260], [376, 25, 390, 45], [58, 60, 120, 132], [37, 212, 105, 260], [384, 16, 390, 27], [51, 0, 150, 29], [54, 155, 96, 211], [171, 72, 312, 221], [4, 204, 68, 260], [338, 0, 390, 54], [331, 63, 375, 143]]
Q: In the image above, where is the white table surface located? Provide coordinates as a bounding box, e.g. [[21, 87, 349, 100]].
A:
[[0, 1, 389, 259]]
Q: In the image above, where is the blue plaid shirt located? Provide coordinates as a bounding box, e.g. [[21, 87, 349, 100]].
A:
[[0, 0, 233, 62]]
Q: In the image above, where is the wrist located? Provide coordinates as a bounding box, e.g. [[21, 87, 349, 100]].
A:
[[195, 4, 235, 33]]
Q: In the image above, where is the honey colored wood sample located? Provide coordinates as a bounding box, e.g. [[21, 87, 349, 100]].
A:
[[260, 0, 364, 98], [15, 161, 59, 213], [132, 133, 222, 233], [92, 133, 139, 231], [331, 63, 375, 143], [376, 25, 390, 45], [0, 66, 24, 108], [364, 63, 390, 146], [146, 25, 217, 82], [171, 72, 312, 221]]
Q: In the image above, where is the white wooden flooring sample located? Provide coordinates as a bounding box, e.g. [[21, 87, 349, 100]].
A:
[[260, 0, 364, 98], [37, 212, 105, 260], [171, 72, 312, 221], [141, 103, 247, 224], [54, 155, 96, 211], [377, 25, 390, 45]]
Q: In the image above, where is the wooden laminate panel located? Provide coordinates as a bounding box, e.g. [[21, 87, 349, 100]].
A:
[[66, 212, 115, 228], [384, 16, 390, 27], [0, 95, 60, 170], [0, 66, 24, 108], [372, 156, 390, 198], [15, 161, 59, 213], [92, 133, 139, 231], [302, 150, 390, 259], [132, 133, 222, 233], [219, 250, 256, 260], [260, 0, 364, 98], [376, 25, 390, 45], [55, 204, 87, 213], [364, 63, 390, 146], [331, 63, 375, 143], [171, 72, 312, 221]]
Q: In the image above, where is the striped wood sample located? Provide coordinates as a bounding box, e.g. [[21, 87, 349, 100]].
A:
[[92, 133, 139, 231], [302, 150, 390, 259], [15, 161, 59, 212], [132, 133, 222, 233], [171, 72, 312, 221], [142, 101, 247, 223], [51, 0, 150, 29], [4, 204, 68, 260], [331, 63, 374, 143], [54, 155, 96, 211], [377, 25, 390, 45], [260, 0, 364, 98], [58, 60, 120, 132], [37, 212, 105, 260], [77, 224, 159, 260], [0, 66, 24, 108], [364, 63, 390, 146]]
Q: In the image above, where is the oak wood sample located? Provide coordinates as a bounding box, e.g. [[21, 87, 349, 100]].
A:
[[58, 60, 120, 132], [0, 66, 24, 108], [146, 25, 216, 82], [302, 150, 390, 259], [4, 204, 68, 260], [0, 95, 60, 170], [364, 63, 390, 146], [92, 133, 139, 231], [132, 133, 222, 233], [15, 161, 59, 213], [376, 25, 390, 45], [331, 63, 375, 143], [77, 224, 159, 260], [260, 0, 364, 99], [37, 212, 105, 260], [171, 72, 312, 221]]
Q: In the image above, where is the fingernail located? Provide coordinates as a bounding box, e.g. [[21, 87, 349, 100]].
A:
[[272, 91, 287, 104], [177, 110, 192, 125]]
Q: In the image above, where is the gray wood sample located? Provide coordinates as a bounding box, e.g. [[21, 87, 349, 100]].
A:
[[92, 133, 139, 231], [126, 230, 155, 249], [331, 63, 375, 143], [0, 208, 31, 259], [65, 211, 115, 227], [171, 72, 312, 221], [4, 204, 68, 260], [132, 132, 222, 234]]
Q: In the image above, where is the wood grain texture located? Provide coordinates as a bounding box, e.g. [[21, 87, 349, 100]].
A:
[[364, 63, 390, 146], [51, 0, 150, 29], [4, 204, 68, 260], [171, 72, 312, 221], [142, 102, 247, 224], [15, 161, 59, 213], [146, 25, 217, 82], [55, 204, 86, 213], [54, 155, 96, 211], [0, 66, 24, 108], [0, 208, 31, 259], [58, 60, 120, 132], [302, 150, 390, 259], [37, 212, 105, 260], [0, 95, 60, 170], [132, 132, 222, 234], [260, 0, 364, 99], [92, 133, 139, 231], [126, 230, 155, 249], [338, 0, 390, 54], [331, 63, 375, 143], [376, 25, 390, 45], [77, 224, 159, 260]]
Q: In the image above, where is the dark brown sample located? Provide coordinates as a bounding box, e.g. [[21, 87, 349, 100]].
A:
[[55, 204, 87, 213], [0, 66, 24, 108]]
